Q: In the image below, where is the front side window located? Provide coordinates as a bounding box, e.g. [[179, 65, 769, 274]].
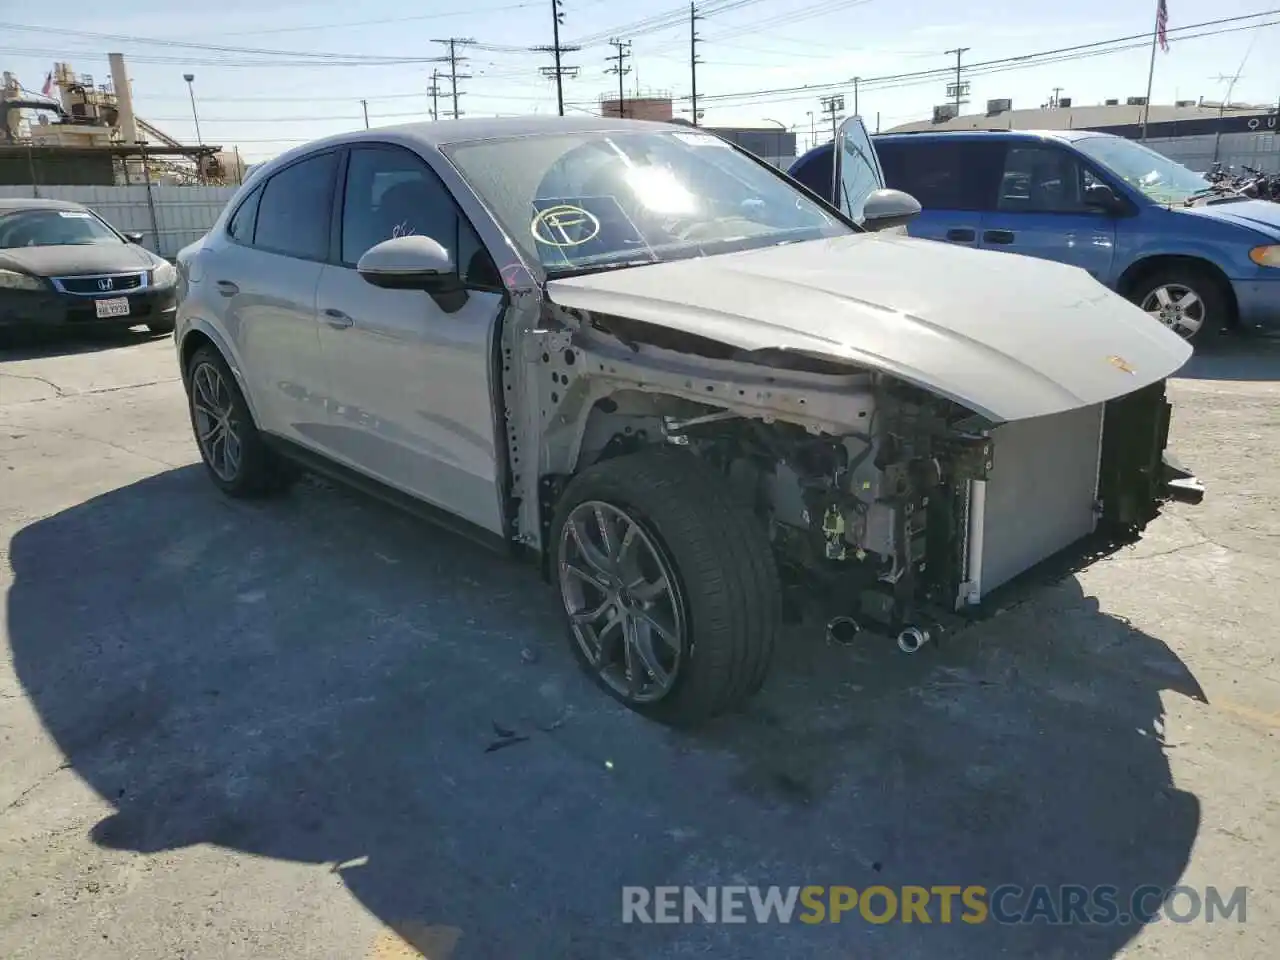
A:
[[835, 120, 884, 221], [998, 145, 1096, 213], [0, 208, 121, 249], [340, 146, 459, 265], [253, 151, 338, 261], [1072, 135, 1209, 204], [443, 129, 850, 276]]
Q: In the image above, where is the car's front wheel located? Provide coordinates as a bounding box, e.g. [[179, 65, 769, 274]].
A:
[[185, 344, 297, 498], [1131, 267, 1228, 346], [550, 447, 781, 726]]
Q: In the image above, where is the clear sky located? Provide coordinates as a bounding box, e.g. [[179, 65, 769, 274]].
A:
[[3, 0, 1278, 161]]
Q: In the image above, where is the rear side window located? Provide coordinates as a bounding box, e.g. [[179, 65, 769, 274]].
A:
[[253, 152, 338, 261], [876, 139, 1004, 211], [226, 186, 261, 244]]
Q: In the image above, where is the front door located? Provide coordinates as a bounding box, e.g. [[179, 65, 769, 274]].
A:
[[314, 144, 507, 535], [832, 116, 886, 223], [979, 142, 1117, 280]]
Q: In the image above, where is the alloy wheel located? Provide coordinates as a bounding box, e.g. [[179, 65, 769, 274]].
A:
[[1141, 283, 1206, 339], [190, 362, 243, 482], [558, 500, 686, 703]]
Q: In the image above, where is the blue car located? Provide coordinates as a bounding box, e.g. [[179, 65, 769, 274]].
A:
[[789, 125, 1280, 345]]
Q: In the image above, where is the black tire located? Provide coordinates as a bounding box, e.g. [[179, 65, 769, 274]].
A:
[[550, 447, 782, 726], [185, 344, 297, 498], [1129, 266, 1228, 347], [147, 316, 176, 335]]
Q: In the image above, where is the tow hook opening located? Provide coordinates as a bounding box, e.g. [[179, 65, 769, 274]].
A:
[[825, 616, 861, 646]]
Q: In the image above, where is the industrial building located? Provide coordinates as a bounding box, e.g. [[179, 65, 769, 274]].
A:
[[887, 96, 1280, 174], [1, 56, 237, 187]]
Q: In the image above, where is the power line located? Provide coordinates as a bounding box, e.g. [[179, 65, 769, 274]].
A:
[[605, 39, 633, 118], [433, 38, 476, 119], [533, 0, 580, 116]]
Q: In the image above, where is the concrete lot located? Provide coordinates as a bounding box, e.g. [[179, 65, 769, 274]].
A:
[[1, 329, 1277, 959]]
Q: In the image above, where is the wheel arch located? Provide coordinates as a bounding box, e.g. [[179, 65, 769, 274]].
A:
[[178, 323, 265, 426], [1116, 254, 1239, 328]]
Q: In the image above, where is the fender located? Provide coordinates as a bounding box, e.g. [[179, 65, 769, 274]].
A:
[[177, 317, 265, 428]]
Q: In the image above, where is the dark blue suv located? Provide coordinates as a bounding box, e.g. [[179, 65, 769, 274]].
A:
[[789, 128, 1280, 345]]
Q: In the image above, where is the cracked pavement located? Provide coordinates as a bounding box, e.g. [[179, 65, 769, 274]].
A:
[[1, 329, 1277, 959]]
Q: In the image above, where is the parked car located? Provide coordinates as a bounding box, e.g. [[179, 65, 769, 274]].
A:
[[174, 116, 1199, 725], [789, 127, 1280, 345], [0, 198, 178, 338]]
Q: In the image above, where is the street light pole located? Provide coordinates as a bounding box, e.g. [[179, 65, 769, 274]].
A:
[[183, 73, 204, 183]]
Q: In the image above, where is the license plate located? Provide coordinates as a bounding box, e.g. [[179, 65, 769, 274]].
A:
[[95, 297, 130, 319]]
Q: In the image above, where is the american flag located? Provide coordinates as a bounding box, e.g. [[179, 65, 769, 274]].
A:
[[1157, 0, 1170, 53]]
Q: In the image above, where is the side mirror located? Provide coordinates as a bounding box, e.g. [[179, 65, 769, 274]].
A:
[[861, 188, 922, 231], [124, 232, 145, 245], [1084, 183, 1123, 213], [356, 235, 456, 290]]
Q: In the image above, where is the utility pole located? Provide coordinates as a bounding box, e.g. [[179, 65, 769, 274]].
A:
[[690, 2, 703, 126], [945, 46, 970, 115], [819, 93, 845, 142], [605, 39, 632, 119], [433, 38, 475, 119], [852, 76, 860, 117], [360, 99, 369, 129], [534, 0, 580, 116], [428, 70, 441, 121], [1050, 86, 1063, 108]]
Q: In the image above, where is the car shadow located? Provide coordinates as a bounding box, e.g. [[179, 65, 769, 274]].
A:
[[0, 324, 166, 359], [1179, 334, 1280, 381], [6, 466, 1203, 959]]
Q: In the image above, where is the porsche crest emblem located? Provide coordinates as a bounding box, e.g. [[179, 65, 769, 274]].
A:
[[1107, 355, 1135, 375]]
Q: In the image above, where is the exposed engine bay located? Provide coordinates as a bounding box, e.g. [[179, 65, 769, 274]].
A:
[[515, 300, 1198, 652]]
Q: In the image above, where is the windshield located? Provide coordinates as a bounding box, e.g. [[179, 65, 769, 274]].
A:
[[442, 129, 852, 276], [1073, 135, 1210, 204], [0, 208, 121, 249]]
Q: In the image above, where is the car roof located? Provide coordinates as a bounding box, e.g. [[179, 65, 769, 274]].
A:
[[874, 128, 1112, 145], [254, 115, 704, 178], [0, 197, 91, 215]]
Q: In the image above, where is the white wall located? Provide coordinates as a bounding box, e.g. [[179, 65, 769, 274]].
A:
[[0, 184, 238, 258], [1144, 132, 1280, 174]]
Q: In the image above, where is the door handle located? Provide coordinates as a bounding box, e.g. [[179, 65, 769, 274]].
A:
[[323, 308, 354, 329], [215, 279, 239, 297], [945, 228, 976, 243], [983, 229, 1016, 245]]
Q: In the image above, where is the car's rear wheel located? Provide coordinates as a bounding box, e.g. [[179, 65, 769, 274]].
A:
[[186, 344, 297, 498], [1131, 267, 1227, 346], [550, 447, 781, 726]]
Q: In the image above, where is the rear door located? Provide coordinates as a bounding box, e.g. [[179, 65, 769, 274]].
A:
[[215, 150, 338, 449], [873, 138, 1005, 247], [978, 141, 1117, 279], [832, 117, 885, 223]]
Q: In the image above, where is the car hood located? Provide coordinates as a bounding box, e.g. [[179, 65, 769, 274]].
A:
[[546, 232, 1192, 423], [0, 243, 158, 277], [1179, 198, 1280, 240]]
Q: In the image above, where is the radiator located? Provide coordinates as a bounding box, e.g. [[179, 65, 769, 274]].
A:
[[961, 402, 1105, 605]]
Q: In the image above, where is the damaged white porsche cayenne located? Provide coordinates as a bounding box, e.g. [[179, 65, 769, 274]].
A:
[[174, 115, 1203, 725]]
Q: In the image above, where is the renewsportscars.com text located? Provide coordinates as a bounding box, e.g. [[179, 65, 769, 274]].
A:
[[622, 885, 1248, 925]]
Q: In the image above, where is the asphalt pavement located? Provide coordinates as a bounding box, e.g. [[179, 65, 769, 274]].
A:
[[1, 327, 1277, 959]]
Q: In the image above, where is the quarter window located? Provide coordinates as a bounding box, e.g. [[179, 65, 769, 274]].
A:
[[253, 152, 338, 260], [226, 185, 262, 244]]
